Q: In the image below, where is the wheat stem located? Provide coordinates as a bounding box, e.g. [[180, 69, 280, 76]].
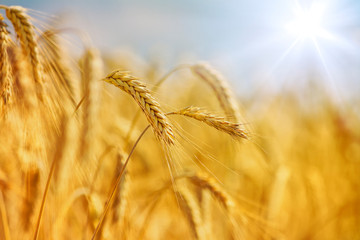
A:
[[91, 125, 150, 240], [0, 191, 11, 240]]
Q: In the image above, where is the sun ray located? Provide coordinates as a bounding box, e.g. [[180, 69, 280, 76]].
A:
[[311, 38, 338, 93], [269, 38, 300, 74]]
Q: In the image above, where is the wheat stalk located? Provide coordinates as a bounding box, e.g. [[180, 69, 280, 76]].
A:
[[104, 70, 175, 145], [191, 63, 241, 121], [176, 188, 204, 240], [0, 189, 11, 240], [168, 106, 247, 139], [3, 6, 43, 88]]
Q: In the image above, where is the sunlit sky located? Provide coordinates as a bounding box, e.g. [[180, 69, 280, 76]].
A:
[[2, 0, 360, 98]]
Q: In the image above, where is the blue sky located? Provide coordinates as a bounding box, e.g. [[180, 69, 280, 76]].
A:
[[2, 0, 360, 98]]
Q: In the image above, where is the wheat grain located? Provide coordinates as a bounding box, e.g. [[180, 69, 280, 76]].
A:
[[168, 106, 247, 139], [104, 70, 175, 145]]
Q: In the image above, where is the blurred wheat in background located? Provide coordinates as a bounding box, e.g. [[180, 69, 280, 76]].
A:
[[0, 3, 360, 240]]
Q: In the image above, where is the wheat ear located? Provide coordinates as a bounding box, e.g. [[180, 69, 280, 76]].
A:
[[78, 48, 102, 161], [187, 173, 234, 210], [191, 63, 241, 121], [104, 70, 175, 145], [4, 6, 43, 86], [0, 15, 13, 114], [40, 29, 76, 105], [168, 106, 247, 139]]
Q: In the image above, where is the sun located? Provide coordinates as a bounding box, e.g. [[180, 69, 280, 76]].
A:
[[286, 2, 330, 40]]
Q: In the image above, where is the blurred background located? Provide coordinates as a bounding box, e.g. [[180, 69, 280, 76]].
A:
[[1, 2, 359, 239], [2, 0, 360, 100]]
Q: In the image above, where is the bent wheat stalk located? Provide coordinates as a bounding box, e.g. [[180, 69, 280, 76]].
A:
[[103, 70, 175, 145], [168, 106, 247, 139], [191, 63, 241, 121]]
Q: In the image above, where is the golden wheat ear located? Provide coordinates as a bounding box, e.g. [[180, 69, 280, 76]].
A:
[[0, 14, 13, 114], [168, 106, 248, 139], [103, 70, 175, 145], [3, 6, 43, 88]]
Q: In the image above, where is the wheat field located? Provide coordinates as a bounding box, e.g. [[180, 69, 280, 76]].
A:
[[0, 5, 359, 240]]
